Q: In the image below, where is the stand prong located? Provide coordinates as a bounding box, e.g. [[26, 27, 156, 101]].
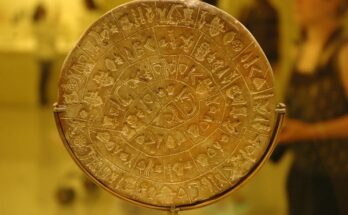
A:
[[167, 206, 179, 215], [275, 103, 286, 114], [53, 103, 66, 113]]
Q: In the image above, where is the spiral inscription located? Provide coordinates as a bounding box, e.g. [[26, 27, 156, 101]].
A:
[[56, 0, 277, 209]]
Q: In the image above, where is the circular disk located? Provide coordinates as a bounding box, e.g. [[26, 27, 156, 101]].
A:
[[56, 0, 277, 210]]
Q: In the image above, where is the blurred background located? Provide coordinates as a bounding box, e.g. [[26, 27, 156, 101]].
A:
[[0, 0, 346, 214]]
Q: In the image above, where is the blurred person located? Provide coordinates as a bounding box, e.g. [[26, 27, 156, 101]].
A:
[[239, 0, 280, 69], [32, 2, 58, 106], [278, 0, 348, 214]]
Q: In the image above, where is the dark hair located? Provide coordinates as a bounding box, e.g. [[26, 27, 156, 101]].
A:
[[84, 0, 98, 10], [338, 0, 348, 16], [32, 3, 46, 22], [201, 0, 218, 6]]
